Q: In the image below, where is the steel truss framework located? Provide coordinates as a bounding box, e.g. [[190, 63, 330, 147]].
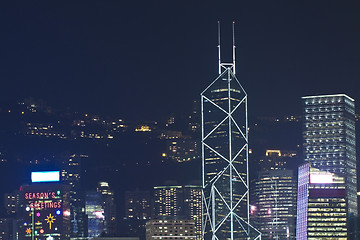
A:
[[201, 23, 261, 240]]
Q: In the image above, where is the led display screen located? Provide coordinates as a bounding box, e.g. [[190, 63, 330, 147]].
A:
[[31, 171, 60, 183], [310, 173, 333, 184]]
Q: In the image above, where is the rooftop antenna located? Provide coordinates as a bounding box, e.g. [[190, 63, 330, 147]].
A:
[[232, 21, 236, 74], [218, 21, 221, 74], [218, 21, 236, 74]]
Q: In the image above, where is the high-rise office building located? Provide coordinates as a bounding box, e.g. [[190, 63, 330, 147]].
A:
[[252, 150, 297, 240], [123, 190, 151, 240], [153, 186, 183, 219], [125, 190, 151, 220], [97, 182, 117, 235], [201, 23, 260, 239], [297, 163, 347, 239], [302, 94, 357, 237], [253, 169, 296, 239], [61, 154, 88, 238], [152, 185, 202, 239], [183, 186, 202, 239], [86, 191, 105, 238]]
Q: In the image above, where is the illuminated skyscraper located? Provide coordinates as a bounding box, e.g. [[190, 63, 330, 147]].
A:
[[253, 170, 296, 240], [201, 23, 260, 239], [183, 185, 202, 239], [297, 164, 347, 239], [86, 191, 105, 238], [61, 154, 88, 238], [302, 94, 357, 237], [252, 150, 296, 239], [97, 182, 117, 235], [152, 185, 202, 239], [153, 185, 183, 219]]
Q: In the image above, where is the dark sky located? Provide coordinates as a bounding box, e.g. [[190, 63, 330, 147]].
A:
[[1, 1, 359, 119]]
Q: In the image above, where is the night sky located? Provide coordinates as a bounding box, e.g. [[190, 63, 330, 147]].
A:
[[1, 1, 360, 119]]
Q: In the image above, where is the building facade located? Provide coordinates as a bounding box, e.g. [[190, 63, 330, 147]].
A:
[[152, 185, 202, 239], [21, 171, 71, 240], [125, 190, 151, 220], [97, 182, 117, 235], [302, 94, 357, 237], [86, 191, 105, 238], [153, 186, 183, 219], [145, 219, 196, 240], [61, 154, 88, 238], [297, 164, 347, 239], [253, 169, 296, 239]]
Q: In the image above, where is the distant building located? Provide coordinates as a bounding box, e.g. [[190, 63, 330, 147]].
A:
[[145, 219, 196, 240], [122, 190, 151, 240], [86, 191, 105, 237], [125, 190, 151, 220], [187, 99, 200, 133], [0, 218, 13, 240], [97, 182, 117, 235], [258, 149, 296, 172], [4, 191, 21, 216], [153, 186, 183, 219], [302, 94, 358, 237], [182, 186, 202, 239], [164, 138, 200, 163], [92, 238, 139, 240], [152, 185, 202, 239], [61, 154, 88, 238], [296, 163, 347, 239]]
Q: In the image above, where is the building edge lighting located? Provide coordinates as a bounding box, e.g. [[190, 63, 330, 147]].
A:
[[201, 22, 261, 240]]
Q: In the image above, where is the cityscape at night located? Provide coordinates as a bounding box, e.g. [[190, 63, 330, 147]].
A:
[[0, 1, 360, 240]]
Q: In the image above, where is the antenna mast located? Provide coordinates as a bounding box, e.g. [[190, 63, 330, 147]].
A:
[[218, 21, 221, 74], [232, 21, 236, 74]]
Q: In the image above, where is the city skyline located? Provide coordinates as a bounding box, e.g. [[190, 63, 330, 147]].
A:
[[1, 1, 360, 239], [1, 1, 360, 120]]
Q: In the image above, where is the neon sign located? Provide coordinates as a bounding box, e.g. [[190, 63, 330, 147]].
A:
[[45, 214, 55, 229], [29, 201, 61, 210], [25, 192, 56, 200]]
